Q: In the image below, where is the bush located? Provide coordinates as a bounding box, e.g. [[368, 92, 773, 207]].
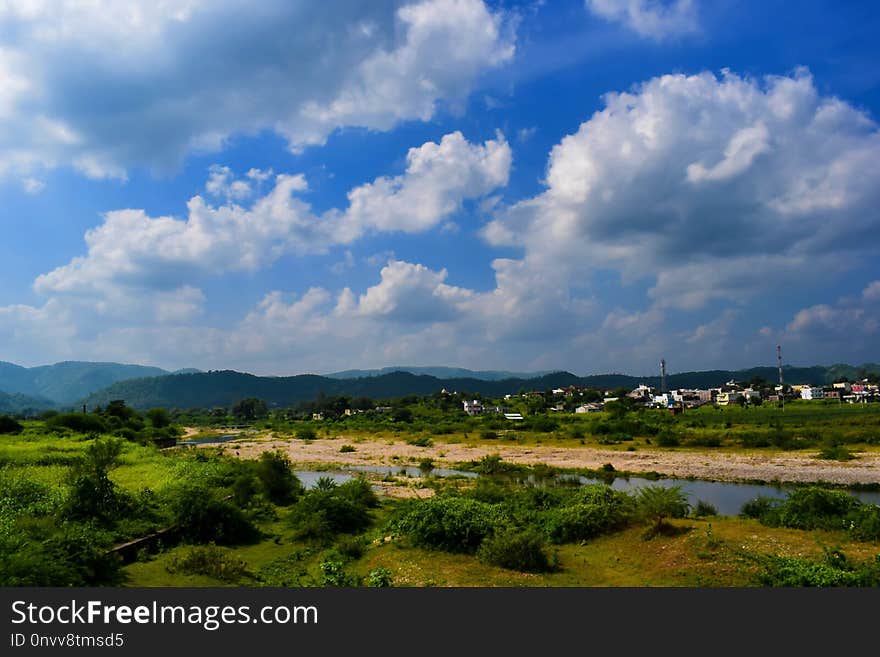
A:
[[654, 430, 680, 447], [740, 496, 779, 520], [166, 545, 248, 583], [319, 557, 358, 586], [339, 444, 356, 453], [0, 415, 23, 434], [368, 567, 393, 587], [692, 500, 718, 517], [757, 550, 880, 587], [407, 436, 433, 447], [480, 430, 498, 440], [774, 487, 859, 531], [635, 485, 690, 535], [392, 495, 503, 553], [296, 426, 317, 441], [817, 444, 856, 461], [46, 413, 106, 433], [477, 529, 555, 573], [288, 479, 376, 541], [171, 489, 260, 545], [255, 450, 303, 505]]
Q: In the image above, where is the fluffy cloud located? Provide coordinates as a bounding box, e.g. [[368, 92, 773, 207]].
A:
[[34, 131, 509, 301], [778, 281, 880, 364], [485, 68, 880, 311], [585, 0, 698, 39], [339, 130, 510, 238], [0, 0, 514, 182]]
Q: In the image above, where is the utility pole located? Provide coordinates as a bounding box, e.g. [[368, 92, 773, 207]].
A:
[[777, 345, 784, 412]]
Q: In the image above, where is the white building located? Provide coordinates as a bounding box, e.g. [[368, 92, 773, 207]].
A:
[[800, 387, 824, 400], [463, 400, 483, 416]]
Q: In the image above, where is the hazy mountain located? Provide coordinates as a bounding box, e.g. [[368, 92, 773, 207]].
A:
[[326, 366, 557, 381], [0, 390, 56, 414], [78, 363, 880, 410], [0, 361, 190, 405]]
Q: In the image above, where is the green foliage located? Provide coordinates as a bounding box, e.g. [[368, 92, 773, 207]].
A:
[[166, 544, 249, 583], [740, 496, 779, 519], [0, 415, 23, 434], [0, 520, 122, 586], [692, 500, 718, 518], [635, 485, 690, 535], [232, 397, 268, 421], [540, 485, 633, 544], [817, 444, 856, 461], [757, 550, 880, 587], [480, 430, 498, 440], [288, 478, 376, 541], [477, 529, 555, 573], [407, 435, 433, 447], [339, 444, 356, 453], [367, 567, 393, 587], [46, 413, 106, 433], [170, 488, 260, 545], [319, 554, 358, 586], [741, 487, 880, 541], [254, 450, 303, 505], [146, 407, 172, 428], [654, 430, 680, 447], [392, 495, 504, 553], [295, 426, 317, 441]]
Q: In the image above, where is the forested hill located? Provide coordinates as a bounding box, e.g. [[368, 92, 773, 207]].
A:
[[0, 390, 56, 414], [78, 364, 880, 410], [0, 361, 174, 404]]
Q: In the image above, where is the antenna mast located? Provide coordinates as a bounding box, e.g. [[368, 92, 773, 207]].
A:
[[777, 344, 784, 412], [660, 358, 667, 394]]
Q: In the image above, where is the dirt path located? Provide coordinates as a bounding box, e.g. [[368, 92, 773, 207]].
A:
[[204, 434, 880, 486]]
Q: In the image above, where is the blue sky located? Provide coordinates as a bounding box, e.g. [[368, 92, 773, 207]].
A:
[[1, 0, 879, 376]]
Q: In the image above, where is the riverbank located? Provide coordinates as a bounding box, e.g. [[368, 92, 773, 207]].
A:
[[201, 433, 880, 486]]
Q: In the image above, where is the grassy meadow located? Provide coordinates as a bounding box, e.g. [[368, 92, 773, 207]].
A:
[[2, 402, 880, 588]]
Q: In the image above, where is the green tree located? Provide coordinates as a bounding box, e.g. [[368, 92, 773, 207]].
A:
[[146, 407, 172, 428], [232, 398, 268, 421], [255, 450, 303, 505], [636, 485, 690, 537]]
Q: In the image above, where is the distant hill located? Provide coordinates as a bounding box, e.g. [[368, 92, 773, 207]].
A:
[[326, 366, 556, 381], [79, 363, 880, 410], [0, 390, 56, 414], [0, 361, 195, 405]]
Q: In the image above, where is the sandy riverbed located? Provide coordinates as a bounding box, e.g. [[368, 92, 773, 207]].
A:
[[198, 433, 880, 486]]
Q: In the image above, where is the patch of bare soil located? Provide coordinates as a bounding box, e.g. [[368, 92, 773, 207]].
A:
[[206, 434, 880, 486]]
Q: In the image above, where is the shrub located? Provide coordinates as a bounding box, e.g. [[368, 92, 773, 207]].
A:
[[538, 485, 633, 544], [296, 426, 317, 441], [477, 529, 555, 573], [319, 557, 358, 586], [740, 496, 779, 520], [339, 444, 356, 453], [334, 535, 366, 560], [480, 430, 498, 440], [46, 413, 106, 433], [171, 489, 260, 545], [692, 500, 718, 518], [0, 415, 23, 434], [817, 444, 856, 461], [231, 474, 259, 507], [166, 545, 248, 583], [288, 479, 376, 541], [255, 450, 303, 505], [407, 436, 433, 447], [654, 430, 680, 447], [368, 567, 393, 587], [635, 485, 690, 535], [392, 495, 503, 553], [774, 487, 859, 531], [757, 550, 880, 587]]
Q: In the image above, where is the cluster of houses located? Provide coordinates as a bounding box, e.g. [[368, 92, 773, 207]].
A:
[[458, 378, 879, 417]]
